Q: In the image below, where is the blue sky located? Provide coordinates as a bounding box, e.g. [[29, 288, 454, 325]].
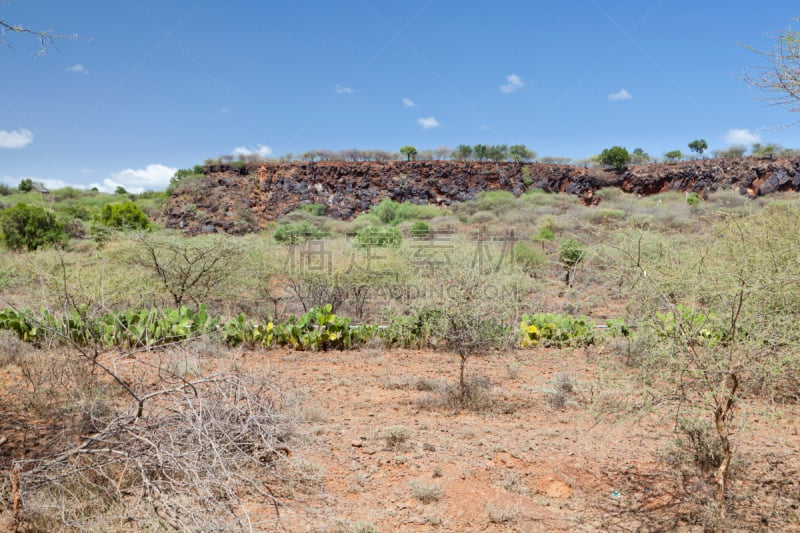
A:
[[2, 0, 799, 192]]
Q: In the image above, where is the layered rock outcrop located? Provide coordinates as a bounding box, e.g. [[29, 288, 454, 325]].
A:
[[164, 158, 800, 235]]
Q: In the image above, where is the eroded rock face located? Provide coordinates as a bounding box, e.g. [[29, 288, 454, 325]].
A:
[[164, 158, 800, 235]]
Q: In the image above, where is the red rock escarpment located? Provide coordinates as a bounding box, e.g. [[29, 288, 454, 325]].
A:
[[164, 158, 800, 235]]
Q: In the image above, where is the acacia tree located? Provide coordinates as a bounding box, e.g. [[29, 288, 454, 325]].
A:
[[399, 145, 418, 161], [744, 18, 800, 120], [452, 144, 473, 161], [630, 148, 650, 164], [487, 144, 508, 162], [132, 233, 241, 307], [509, 144, 535, 162], [615, 205, 800, 531], [558, 238, 584, 286], [665, 149, 684, 162], [688, 139, 708, 157]]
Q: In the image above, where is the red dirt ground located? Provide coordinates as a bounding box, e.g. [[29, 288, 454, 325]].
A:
[[233, 346, 800, 532]]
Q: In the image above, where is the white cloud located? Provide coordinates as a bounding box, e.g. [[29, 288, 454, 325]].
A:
[[1, 175, 84, 191], [500, 74, 525, 93], [89, 178, 128, 194], [232, 144, 273, 159], [608, 89, 632, 101], [39, 178, 77, 190], [402, 97, 415, 107], [0, 128, 34, 149], [101, 163, 178, 194], [417, 117, 440, 130], [335, 85, 355, 95], [724, 128, 760, 145], [67, 64, 89, 75]]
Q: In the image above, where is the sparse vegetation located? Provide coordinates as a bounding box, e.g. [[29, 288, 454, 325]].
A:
[[6, 9, 800, 531], [2, 163, 800, 531]]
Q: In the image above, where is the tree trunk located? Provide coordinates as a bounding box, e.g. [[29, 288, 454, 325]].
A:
[[713, 373, 738, 533], [459, 354, 467, 403]]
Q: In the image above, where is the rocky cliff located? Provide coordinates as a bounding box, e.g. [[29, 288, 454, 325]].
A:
[[164, 157, 800, 235]]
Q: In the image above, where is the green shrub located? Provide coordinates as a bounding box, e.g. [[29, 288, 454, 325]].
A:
[[686, 192, 701, 206], [58, 204, 94, 221], [297, 203, 327, 216], [536, 227, 555, 242], [93, 201, 151, 230], [354, 226, 402, 248], [474, 190, 516, 211], [369, 199, 440, 225], [18, 178, 35, 193], [599, 146, 631, 171], [558, 238, 585, 286], [372, 198, 402, 225], [380, 307, 444, 348], [512, 242, 548, 271], [397, 202, 442, 220], [0, 203, 67, 251], [273, 221, 325, 244], [409, 220, 431, 238], [167, 168, 205, 195], [559, 239, 584, 270]]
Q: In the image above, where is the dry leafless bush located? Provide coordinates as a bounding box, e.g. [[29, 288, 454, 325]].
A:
[[415, 375, 499, 413], [14, 373, 297, 532], [409, 479, 444, 504], [544, 373, 580, 410], [0, 330, 29, 367]]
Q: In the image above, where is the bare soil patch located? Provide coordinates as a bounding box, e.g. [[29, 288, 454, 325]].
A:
[[228, 346, 800, 532]]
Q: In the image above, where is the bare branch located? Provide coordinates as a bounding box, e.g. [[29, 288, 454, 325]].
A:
[[0, 18, 75, 56], [743, 19, 800, 117]]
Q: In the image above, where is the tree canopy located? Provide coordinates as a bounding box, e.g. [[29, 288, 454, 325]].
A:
[[688, 139, 708, 156], [399, 146, 418, 161], [665, 150, 684, 162], [509, 144, 536, 162], [598, 146, 631, 171]]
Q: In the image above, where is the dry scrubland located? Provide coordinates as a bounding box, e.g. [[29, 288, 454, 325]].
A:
[[0, 187, 799, 531]]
